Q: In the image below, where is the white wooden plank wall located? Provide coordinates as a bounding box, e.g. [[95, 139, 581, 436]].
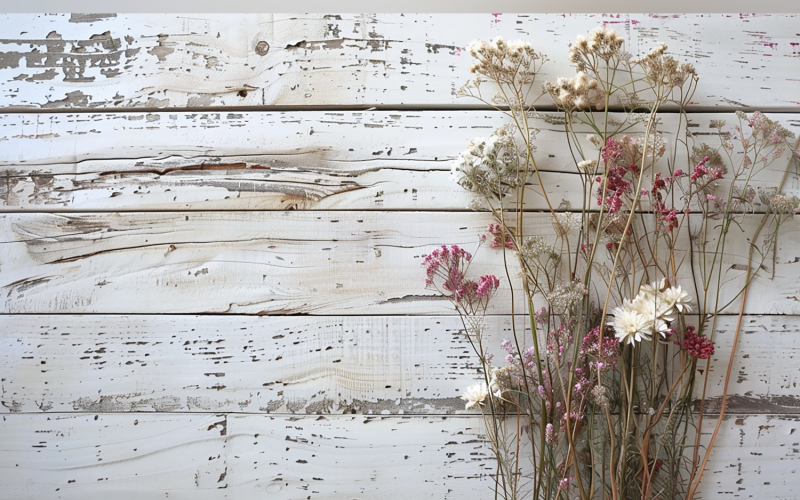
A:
[[1, 13, 799, 499], [1, 14, 800, 110]]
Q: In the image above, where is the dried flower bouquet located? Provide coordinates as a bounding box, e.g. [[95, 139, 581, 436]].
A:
[[423, 27, 800, 500]]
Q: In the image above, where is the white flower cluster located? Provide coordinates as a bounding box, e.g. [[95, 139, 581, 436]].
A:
[[545, 280, 588, 312], [646, 42, 668, 59], [553, 212, 582, 237], [519, 235, 550, 261], [635, 41, 698, 89], [758, 187, 800, 215], [451, 126, 522, 197], [546, 72, 605, 111], [586, 134, 604, 149], [467, 37, 541, 80], [610, 279, 692, 345], [568, 26, 625, 70], [450, 134, 501, 184]]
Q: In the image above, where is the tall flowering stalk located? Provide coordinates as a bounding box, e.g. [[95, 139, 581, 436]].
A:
[[424, 28, 800, 500]]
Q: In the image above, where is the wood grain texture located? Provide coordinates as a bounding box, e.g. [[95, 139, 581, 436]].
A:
[[2, 211, 800, 315], [1, 111, 798, 212], [1, 14, 800, 111], [2, 13, 799, 500], [225, 414, 800, 500], [0, 413, 227, 500], [1, 413, 796, 500], [0, 314, 797, 415]]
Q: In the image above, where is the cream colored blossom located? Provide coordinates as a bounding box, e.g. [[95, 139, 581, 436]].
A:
[[612, 279, 694, 345], [489, 366, 514, 401], [577, 159, 597, 174], [661, 285, 693, 314], [639, 279, 667, 300], [627, 295, 674, 334], [461, 383, 489, 409], [586, 134, 604, 149], [611, 306, 652, 345]]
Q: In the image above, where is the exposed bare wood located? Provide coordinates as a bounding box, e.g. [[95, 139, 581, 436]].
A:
[[0, 314, 797, 415], [1, 111, 798, 211], [2, 14, 800, 111]]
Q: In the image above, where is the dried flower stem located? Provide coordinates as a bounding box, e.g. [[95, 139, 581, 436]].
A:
[[686, 132, 800, 499]]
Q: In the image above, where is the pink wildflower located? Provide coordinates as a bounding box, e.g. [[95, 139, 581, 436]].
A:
[[690, 156, 710, 181], [485, 222, 514, 249], [476, 274, 500, 297]]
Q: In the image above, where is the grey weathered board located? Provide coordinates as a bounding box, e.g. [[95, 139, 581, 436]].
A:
[[1, 12, 799, 500]]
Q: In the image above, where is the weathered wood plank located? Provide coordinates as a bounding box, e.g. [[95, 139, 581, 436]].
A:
[[225, 414, 497, 499], [2, 14, 800, 110], [1, 111, 798, 212], [0, 413, 227, 500], [0, 314, 797, 415], [1, 413, 795, 499], [224, 414, 800, 500], [1, 211, 799, 315]]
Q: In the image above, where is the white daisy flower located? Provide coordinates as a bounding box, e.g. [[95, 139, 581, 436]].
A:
[[661, 285, 692, 314], [651, 318, 671, 338], [610, 306, 652, 345], [639, 278, 667, 300]]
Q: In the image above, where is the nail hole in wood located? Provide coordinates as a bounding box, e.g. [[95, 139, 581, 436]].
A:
[[255, 40, 270, 56]]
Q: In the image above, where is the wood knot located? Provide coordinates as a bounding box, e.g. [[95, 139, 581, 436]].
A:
[[255, 40, 270, 56]]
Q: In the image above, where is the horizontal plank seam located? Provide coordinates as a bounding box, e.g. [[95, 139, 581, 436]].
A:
[[2, 105, 800, 115], [0, 312, 794, 318], [0, 209, 785, 215], [0, 208, 779, 215], [0, 411, 789, 417]]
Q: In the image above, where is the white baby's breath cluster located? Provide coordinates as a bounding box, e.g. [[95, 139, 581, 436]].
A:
[[519, 235, 551, 262], [610, 279, 692, 345], [466, 37, 543, 83], [553, 212, 582, 237], [758, 187, 800, 215], [634, 41, 698, 92], [451, 125, 524, 198], [545, 71, 605, 111], [546, 280, 588, 312], [568, 26, 625, 70]]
